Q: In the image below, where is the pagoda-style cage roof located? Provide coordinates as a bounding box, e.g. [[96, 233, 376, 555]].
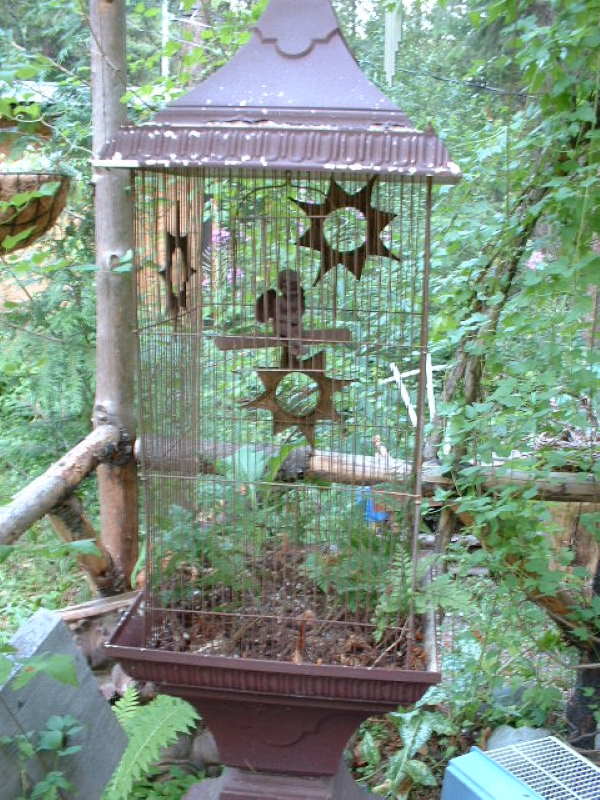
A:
[[98, 0, 459, 181]]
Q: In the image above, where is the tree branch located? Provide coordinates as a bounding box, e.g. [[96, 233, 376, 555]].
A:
[[0, 425, 120, 544]]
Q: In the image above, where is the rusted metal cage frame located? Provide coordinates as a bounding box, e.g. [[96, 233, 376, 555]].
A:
[[128, 160, 434, 671]]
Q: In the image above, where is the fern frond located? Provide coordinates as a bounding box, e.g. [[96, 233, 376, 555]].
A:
[[112, 686, 141, 734], [104, 695, 199, 800]]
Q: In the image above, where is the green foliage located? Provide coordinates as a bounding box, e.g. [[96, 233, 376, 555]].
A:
[[0, 714, 83, 800], [0, 525, 90, 637], [382, 706, 453, 796], [0, 643, 17, 684], [364, 690, 456, 799], [304, 512, 395, 611], [359, 573, 571, 797], [217, 445, 272, 508], [0, 247, 97, 515], [439, 588, 569, 730], [373, 545, 472, 642], [104, 687, 199, 800], [1, 182, 62, 212], [127, 766, 205, 800], [112, 685, 144, 730], [151, 503, 258, 603], [0, 540, 100, 566], [373, 546, 415, 627], [0, 642, 78, 691], [451, 481, 600, 647], [2, 0, 599, 795], [11, 653, 78, 691]]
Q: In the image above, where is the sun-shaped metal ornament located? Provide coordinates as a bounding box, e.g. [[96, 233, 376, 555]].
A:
[[291, 176, 400, 284], [244, 351, 353, 446]]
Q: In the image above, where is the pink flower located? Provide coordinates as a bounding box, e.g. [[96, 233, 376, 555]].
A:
[[226, 268, 244, 285], [526, 250, 545, 271], [212, 228, 230, 245]]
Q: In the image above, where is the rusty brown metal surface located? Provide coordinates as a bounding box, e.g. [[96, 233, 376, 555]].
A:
[[157, 0, 407, 122], [97, 0, 460, 182], [99, 124, 459, 180], [106, 596, 440, 703], [107, 596, 439, 780]]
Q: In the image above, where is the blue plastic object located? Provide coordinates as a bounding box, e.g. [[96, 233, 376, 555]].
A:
[[355, 487, 390, 524], [441, 747, 544, 800]]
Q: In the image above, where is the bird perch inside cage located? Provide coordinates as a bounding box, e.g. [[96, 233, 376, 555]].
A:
[[134, 168, 431, 671]]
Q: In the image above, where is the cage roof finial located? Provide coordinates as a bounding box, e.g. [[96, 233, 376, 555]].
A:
[[254, 0, 339, 57]]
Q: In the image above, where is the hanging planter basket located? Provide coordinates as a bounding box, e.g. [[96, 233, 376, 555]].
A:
[[0, 172, 69, 254]]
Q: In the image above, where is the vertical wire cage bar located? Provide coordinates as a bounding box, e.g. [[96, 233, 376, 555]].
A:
[[134, 168, 430, 669]]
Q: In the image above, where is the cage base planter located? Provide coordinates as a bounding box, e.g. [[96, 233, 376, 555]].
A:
[[183, 761, 374, 799], [106, 597, 440, 794]]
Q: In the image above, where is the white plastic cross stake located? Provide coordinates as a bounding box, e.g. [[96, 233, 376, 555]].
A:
[[380, 362, 446, 382], [390, 363, 417, 427], [426, 353, 436, 421], [381, 358, 446, 425]]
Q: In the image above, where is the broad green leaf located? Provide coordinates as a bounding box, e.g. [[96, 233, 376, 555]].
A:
[[62, 539, 102, 558], [12, 654, 78, 690], [2, 228, 34, 250], [361, 731, 381, 766], [405, 758, 437, 786], [58, 744, 83, 757], [0, 545, 14, 563], [38, 729, 64, 751], [220, 445, 270, 483], [264, 443, 305, 483], [31, 771, 73, 799], [0, 654, 13, 685], [15, 65, 40, 80]]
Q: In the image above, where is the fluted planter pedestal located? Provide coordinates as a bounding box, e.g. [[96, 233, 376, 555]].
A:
[[106, 598, 440, 800], [183, 761, 373, 799]]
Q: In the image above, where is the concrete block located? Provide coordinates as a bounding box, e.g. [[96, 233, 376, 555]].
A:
[[0, 608, 127, 799]]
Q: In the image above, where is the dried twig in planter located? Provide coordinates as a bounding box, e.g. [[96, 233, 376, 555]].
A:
[[292, 609, 316, 664], [369, 621, 409, 669]]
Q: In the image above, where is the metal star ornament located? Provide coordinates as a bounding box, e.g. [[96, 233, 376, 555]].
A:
[[244, 352, 353, 446], [159, 200, 196, 320], [290, 177, 400, 284]]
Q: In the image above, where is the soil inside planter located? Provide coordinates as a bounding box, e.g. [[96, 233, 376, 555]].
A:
[[146, 544, 425, 669]]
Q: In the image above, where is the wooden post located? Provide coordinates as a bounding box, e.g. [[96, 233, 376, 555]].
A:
[[90, 0, 138, 586]]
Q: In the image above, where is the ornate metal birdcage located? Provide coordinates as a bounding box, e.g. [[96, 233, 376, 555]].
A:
[[104, 1, 460, 796]]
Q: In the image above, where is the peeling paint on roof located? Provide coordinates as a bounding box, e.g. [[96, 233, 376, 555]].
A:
[[97, 0, 460, 182]]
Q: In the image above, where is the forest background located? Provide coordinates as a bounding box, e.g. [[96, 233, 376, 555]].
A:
[[0, 0, 598, 798]]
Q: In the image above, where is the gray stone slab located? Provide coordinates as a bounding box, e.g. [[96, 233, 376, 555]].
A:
[[488, 724, 551, 750], [0, 608, 127, 800]]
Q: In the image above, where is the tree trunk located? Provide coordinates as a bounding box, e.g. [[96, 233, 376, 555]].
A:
[[568, 550, 600, 749], [546, 503, 600, 746], [47, 494, 121, 595], [568, 650, 600, 750], [90, 0, 138, 587]]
